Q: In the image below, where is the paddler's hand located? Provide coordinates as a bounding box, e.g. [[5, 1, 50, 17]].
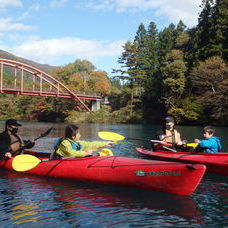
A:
[[86, 149, 94, 156], [194, 139, 200, 144], [105, 141, 116, 147], [25, 140, 35, 149], [176, 141, 183, 146], [4, 152, 12, 158]]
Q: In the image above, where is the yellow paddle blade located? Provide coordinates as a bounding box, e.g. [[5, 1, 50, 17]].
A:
[[97, 148, 114, 156], [12, 154, 41, 172], [98, 131, 125, 141], [187, 143, 198, 148]]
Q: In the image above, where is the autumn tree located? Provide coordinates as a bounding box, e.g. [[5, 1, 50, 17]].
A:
[[190, 56, 228, 123], [53, 59, 95, 90], [89, 71, 111, 95]]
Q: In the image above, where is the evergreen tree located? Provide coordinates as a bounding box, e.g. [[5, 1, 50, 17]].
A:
[[191, 0, 213, 62], [133, 23, 148, 81], [210, 0, 228, 60], [192, 0, 228, 61], [157, 23, 177, 64], [144, 22, 158, 76]]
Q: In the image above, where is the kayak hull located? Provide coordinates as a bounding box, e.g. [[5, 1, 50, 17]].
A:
[[0, 151, 206, 195], [136, 147, 228, 175]]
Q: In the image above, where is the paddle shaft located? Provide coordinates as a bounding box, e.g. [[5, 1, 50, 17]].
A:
[[11, 127, 53, 155], [126, 137, 151, 142]]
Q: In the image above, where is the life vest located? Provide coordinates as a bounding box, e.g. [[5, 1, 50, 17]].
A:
[[52, 137, 82, 158], [0, 131, 23, 153], [163, 129, 182, 145], [9, 134, 23, 152]]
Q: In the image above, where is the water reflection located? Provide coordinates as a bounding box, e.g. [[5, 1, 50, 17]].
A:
[[10, 204, 40, 224], [1, 170, 201, 226]]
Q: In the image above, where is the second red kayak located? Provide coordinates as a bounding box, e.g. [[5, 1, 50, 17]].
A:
[[136, 147, 228, 175]]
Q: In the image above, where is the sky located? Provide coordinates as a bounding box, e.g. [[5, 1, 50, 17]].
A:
[[0, 0, 202, 76]]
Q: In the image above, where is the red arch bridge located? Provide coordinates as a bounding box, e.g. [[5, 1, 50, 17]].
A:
[[0, 58, 103, 112]]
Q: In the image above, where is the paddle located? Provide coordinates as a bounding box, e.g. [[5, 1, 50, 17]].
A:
[[98, 132, 151, 142], [12, 127, 54, 155], [98, 131, 198, 148], [97, 148, 114, 156], [12, 148, 114, 172], [12, 154, 43, 171]]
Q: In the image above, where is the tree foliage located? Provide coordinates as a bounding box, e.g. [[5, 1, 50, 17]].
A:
[[190, 56, 228, 122], [112, 0, 228, 125]]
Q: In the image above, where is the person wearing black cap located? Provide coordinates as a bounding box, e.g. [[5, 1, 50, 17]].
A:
[[156, 116, 185, 148], [0, 119, 35, 159]]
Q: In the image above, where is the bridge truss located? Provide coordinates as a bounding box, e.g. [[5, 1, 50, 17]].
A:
[[0, 59, 102, 111]]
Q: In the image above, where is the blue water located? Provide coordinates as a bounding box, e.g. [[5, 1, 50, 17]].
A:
[[0, 122, 227, 227]]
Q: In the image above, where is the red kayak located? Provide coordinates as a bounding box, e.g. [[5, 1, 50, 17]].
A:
[[0, 151, 206, 196], [136, 147, 228, 175]]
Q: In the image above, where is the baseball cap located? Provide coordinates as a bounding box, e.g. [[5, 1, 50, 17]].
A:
[[164, 116, 174, 123], [6, 119, 22, 127]]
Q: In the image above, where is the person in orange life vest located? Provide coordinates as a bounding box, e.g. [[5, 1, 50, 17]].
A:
[[156, 116, 186, 149], [0, 119, 35, 159]]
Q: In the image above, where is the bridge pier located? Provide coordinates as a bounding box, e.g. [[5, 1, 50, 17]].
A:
[[91, 100, 101, 111]]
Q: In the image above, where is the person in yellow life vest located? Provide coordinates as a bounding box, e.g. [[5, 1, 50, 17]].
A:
[[155, 116, 186, 150], [52, 124, 115, 158]]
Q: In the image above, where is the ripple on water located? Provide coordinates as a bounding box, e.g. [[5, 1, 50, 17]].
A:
[[0, 123, 227, 227]]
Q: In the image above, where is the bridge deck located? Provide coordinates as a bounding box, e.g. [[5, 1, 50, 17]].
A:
[[0, 89, 103, 100]]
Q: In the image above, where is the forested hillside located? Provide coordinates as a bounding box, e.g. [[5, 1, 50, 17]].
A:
[[0, 0, 227, 125], [111, 0, 228, 125]]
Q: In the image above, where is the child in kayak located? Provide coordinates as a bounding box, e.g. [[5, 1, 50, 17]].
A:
[[194, 126, 221, 153], [52, 124, 115, 158]]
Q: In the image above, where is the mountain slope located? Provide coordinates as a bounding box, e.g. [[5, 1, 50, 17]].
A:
[[0, 49, 57, 73]]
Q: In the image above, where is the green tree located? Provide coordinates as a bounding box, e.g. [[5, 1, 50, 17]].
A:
[[210, 0, 228, 60], [143, 22, 159, 92], [113, 41, 144, 116], [193, 0, 214, 61], [191, 0, 228, 62], [160, 50, 187, 110], [157, 23, 177, 64]]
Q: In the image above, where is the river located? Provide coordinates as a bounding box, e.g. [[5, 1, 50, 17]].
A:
[[0, 121, 227, 227]]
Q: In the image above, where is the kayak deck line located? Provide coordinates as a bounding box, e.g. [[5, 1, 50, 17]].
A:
[[44, 155, 198, 168]]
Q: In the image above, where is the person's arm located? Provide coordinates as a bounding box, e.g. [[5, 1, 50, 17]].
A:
[[198, 138, 215, 148], [0, 133, 12, 158], [79, 141, 114, 152]]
